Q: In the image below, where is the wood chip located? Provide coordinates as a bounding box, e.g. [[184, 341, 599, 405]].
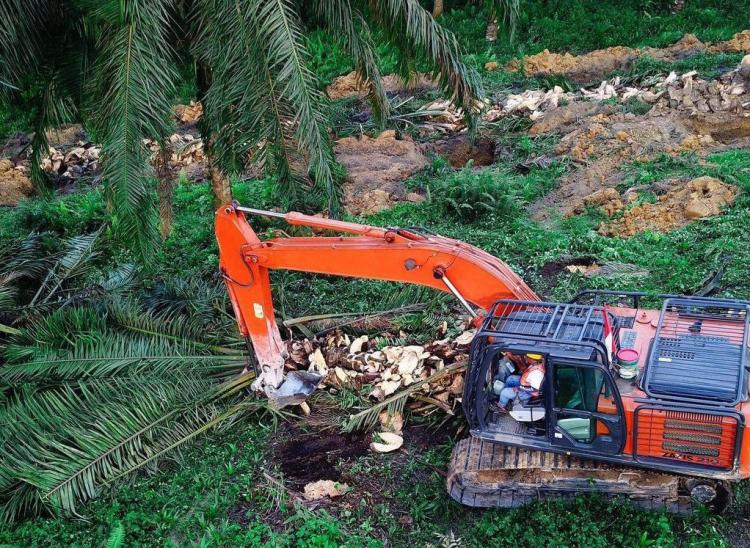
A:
[[371, 432, 404, 453], [303, 480, 349, 501]]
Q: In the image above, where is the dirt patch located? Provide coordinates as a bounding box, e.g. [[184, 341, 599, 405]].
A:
[[273, 429, 369, 487], [710, 30, 750, 53], [507, 31, 749, 83], [507, 46, 638, 83], [420, 133, 496, 167], [682, 112, 750, 143], [0, 159, 33, 206], [334, 129, 428, 215], [529, 102, 612, 135], [540, 255, 598, 282], [326, 71, 436, 100], [596, 176, 737, 237], [531, 112, 696, 220]]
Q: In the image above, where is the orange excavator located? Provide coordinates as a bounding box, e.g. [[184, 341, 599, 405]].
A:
[[216, 202, 750, 512]]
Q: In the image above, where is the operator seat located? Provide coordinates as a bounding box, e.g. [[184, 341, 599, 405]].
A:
[[509, 393, 546, 422]]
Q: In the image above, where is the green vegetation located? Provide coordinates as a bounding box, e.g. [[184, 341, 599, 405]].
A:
[[2, 0, 750, 545]]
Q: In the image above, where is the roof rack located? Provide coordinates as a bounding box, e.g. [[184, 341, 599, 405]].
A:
[[643, 297, 750, 406], [482, 300, 617, 365]]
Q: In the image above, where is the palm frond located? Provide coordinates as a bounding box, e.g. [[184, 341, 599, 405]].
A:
[[0, 372, 258, 522], [0, 0, 50, 89], [312, 0, 390, 126], [365, 0, 482, 123], [1, 333, 243, 383], [342, 361, 465, 432], [251, 0, 339, 215], [106, 297, 241, 350], [486, 0, 521, 42], [30, 227, 103, 306], [89, 0, 178, 260]]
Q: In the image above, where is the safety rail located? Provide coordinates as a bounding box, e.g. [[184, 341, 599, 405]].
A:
[[480, 299, 620, 367]]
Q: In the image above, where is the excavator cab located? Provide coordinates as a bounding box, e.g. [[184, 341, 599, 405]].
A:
[[464, 300, 627, 456]]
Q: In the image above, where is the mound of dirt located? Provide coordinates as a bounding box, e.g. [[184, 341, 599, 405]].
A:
[[0, 159, 33, 206], [420, 133, 496, 167], [644, 33, 708, 61], [326, 71, 436, 100], [597, 177, 737, 237], [507, 46, 637, 83], [710, 30, 750, 53], [335, 130, 427, 215], [508, 31, 750, 83]]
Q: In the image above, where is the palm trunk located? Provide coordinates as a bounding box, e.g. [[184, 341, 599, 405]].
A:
[[210, 162, 232, 207], [432, 0, 443, 18], [155, 143, 173, 240], [195, 60, 232, 207], [485, 18, 498, 42]]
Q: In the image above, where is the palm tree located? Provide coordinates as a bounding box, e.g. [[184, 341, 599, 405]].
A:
[[0, 0, 481, 259], [0, 230, 269, 523], [0, 0, 483, 522]]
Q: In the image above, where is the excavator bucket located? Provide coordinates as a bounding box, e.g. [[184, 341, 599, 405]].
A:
[[266, 370, 323, 409]]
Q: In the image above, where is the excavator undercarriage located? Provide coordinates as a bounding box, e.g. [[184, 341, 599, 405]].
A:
[[448, 437, 732, 513]]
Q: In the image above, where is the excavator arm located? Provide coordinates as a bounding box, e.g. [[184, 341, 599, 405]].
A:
[[215, 202, 539, 402]]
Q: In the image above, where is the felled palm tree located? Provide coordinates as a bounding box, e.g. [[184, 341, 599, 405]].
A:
[[0, 230, 271, 523], [0, 0, 481, 258]]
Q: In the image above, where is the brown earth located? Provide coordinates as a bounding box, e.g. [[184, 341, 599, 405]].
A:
[[528, 102, 612, 135], [326, 71, 436, 100], [530, 111, 698, 220], [593, 176, 738, 237], [334, 129, 428, 215], [0, 159, 33, 206], [420, 133, 496, 167], [507, 45, 638, 83], [710, 30, 750, 53], [530, 70, 750, 221], [508, 31, 750, 83]]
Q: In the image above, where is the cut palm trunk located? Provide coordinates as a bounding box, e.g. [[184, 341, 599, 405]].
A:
[[485, 18, 498, 42], [433, 0, 444, 18]]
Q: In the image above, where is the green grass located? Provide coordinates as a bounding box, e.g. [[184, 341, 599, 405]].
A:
[[1, 2, 750, 545], [0, 417, 734, 547]]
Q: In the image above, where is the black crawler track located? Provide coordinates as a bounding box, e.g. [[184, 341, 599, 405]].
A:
[[447, 437, 698, 513]]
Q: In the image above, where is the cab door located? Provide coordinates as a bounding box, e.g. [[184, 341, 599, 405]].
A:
[[547, 360, 625, 455]]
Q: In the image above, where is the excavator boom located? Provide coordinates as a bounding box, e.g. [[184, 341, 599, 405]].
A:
[[215, 203, 538, 401]]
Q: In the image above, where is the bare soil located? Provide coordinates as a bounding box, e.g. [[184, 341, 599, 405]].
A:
[[421, 133, 496, 168], [0, 159, 33, 206], [326, 71, 436, 100], [508, 31, 750, 83], [334, 129, 428, 215], [530, 91, 750, 222], [597, 176, 737, 237], [272, 426, 370, 487]]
